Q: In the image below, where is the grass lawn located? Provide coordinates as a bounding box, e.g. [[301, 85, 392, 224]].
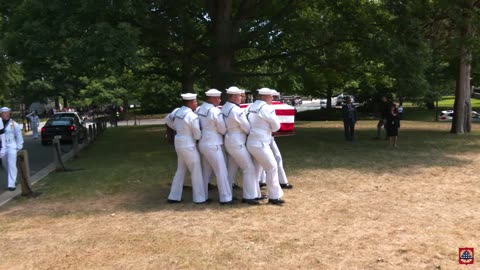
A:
[[1, 121, 479, 269]]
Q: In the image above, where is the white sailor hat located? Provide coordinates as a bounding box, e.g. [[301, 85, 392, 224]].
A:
[[257, 88, 274, 95], [205, 89, 222, 97], [0, 107, 11, 113], [240, 89, 246, 94], [226, 86, 242, 95], [271, 90, 280, 96], [181, 93, 197, 100]]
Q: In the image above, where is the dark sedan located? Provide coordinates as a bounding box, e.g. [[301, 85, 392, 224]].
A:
[[41, 117, 87, 145]]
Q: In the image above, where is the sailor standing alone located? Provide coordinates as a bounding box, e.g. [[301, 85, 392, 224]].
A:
[[26, 111, 40, 139], [1, 107, 23, 191], [246, 88, 285, 205], [197, 89, 233, 205], [164, 93, 206, 204]]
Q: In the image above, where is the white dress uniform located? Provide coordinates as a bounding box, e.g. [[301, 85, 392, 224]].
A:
[[221, 88, 259, 200], [164, 94, 206, 203], [26, 113, 40, 139], [1, 109, 23, 189], [259, 137, 289, 184], [197, 89, 232, 203], [246, 90, 284, 200]]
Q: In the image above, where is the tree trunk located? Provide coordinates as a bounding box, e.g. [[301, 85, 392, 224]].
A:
[[208, 0, 234, 91], [181, 76, 194, 93], [451, 1, 473, 134], [326, 89, 332, 109], [181, 37, 195, 93], [54, 97, 60, 110], [63, 97, 69, 110]]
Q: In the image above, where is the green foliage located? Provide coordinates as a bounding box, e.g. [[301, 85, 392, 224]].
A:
[[1, 0, 479, 112]]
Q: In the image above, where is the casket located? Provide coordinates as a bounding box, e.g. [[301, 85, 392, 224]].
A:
[[239, 101, 295, 137]]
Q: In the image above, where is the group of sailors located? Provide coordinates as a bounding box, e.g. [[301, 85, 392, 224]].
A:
[[164, 86, 292, 206]]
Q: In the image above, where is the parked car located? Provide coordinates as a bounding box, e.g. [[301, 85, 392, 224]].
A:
[[335, 93, 355, 106], [281, 96, 302, 106], [53, 112, 86, 124], [319, 93, 355, 108], [439, 110, 480, 122], [41, 117, 87, 145]]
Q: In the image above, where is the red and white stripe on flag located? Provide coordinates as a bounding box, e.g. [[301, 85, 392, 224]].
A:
[[239, 101, 295, 136]]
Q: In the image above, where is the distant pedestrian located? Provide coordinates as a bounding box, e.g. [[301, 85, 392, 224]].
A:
[[397, 103, 404, 119], [342, 96, 357, 141], [385, 104, 400, 147], [26, 111, 40, 139]]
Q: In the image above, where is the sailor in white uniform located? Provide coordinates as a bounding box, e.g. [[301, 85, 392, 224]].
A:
[[164, 93, 206, 204], [1, 107, 23, 191], [26, 111, 40, 139], [197, 89, 233, 205], [221, 86, 260, 205], [246, 88, 285, 205], [259, 90, 293, 189], [227, 88, 247, 189]]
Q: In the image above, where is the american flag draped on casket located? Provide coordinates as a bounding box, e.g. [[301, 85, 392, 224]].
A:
[[239, 101, 296, 137]]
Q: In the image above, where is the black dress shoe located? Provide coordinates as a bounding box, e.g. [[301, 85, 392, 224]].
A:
[[7, 187, 16, 192], [254, 195, 268, 200], [241, 199, 260, 205], [280, 183, 293, 189], [259, 183, 267, 188], [268, 198, 285, 205], [220, 200, 234, 205], [167, 199, 181, 204]]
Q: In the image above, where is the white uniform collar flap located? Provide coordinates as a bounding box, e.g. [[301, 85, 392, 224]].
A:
[[248, 100, 266, 114], [197, 103, 214, 117], [175, 106, 190, 120]]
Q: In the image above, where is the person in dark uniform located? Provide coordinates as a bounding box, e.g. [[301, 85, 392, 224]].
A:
[[385, 103, 400, 147], [342, 96, 357, 141], [375, 96, 391, 139]]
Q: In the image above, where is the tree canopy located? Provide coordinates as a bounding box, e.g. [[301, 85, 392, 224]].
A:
[[1, 0, 479, 132]]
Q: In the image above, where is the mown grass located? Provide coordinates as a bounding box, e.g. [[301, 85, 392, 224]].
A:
[[1, 121, 480, 269], [24, 121, 480, 204]]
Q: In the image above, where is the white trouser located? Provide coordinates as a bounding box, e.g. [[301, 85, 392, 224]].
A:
[[2, 148, 18, 188], [247, 142, 284, 200], [269, 139, 288, 184], [258, 140, 288, 185], [168, 146, 205, 203], [225, 144, 260, 199], [32, 124, 39, 139], [227, 155, 238, 186], [199, 144, 232, 202]]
